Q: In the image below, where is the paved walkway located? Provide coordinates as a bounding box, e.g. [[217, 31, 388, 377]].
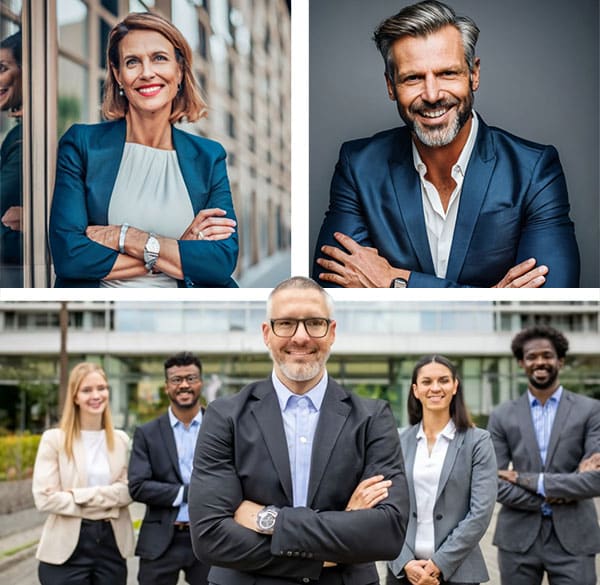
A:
[[1, 503, 598, 584]]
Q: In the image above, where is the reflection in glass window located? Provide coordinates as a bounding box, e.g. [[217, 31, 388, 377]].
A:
[[0, 22, 23, 287]]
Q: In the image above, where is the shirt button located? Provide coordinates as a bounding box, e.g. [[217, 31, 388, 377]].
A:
[[300, 436, 307, 444], [436, 514, 443, 520]]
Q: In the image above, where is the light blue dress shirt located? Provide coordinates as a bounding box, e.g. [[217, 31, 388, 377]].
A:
[[169, 407, 203, 522], [272, 371, 327, 507], [528, 385, 563, 515]]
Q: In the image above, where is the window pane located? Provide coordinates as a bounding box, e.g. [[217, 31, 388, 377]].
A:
[[58, 57, 88, 135], [57, 0, 88, 58]]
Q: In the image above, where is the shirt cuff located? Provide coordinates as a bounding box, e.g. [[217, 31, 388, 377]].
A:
[[536, 473, 545, 496], [173, 485, 184, 507]]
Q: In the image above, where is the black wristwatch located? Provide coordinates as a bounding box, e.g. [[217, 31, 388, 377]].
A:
[[390, 277, 408, 288], [256, 505, 280, 535]]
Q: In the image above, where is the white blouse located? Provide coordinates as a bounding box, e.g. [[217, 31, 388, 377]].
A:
[[413, 419, 456, 559], [80, 430, 110, 487], [101, 142, 195, 288]]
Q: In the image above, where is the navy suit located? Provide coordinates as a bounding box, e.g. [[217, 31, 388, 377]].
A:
[[49, 119, 238, 287], [312, 118, 579, 287]]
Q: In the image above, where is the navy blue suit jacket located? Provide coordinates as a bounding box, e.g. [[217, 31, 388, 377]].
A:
[[312, 118, 579, 287], [50, 119, 238, 287]]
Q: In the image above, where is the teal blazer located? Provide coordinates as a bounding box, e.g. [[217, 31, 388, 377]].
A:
[[313, 118, 580, 287], [49, 119, 238, 287]]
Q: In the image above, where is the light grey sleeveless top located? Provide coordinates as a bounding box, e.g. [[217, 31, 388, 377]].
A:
[[101, 142, 194, 288]]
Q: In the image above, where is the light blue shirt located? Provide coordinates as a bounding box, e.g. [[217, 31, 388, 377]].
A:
[[169, 407, 203, 522], [272, 371, 327, 507], [528, 385, 563, 515]]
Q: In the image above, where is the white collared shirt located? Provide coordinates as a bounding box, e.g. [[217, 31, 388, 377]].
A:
[[412, 113, 479, 278], [413, 419, 457, 560]]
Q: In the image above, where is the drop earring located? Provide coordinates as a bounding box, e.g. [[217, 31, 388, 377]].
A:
[[118, 85, 124, 96]]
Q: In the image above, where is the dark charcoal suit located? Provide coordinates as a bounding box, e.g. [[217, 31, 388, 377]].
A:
[[129, 412, 209, 585], [189, 376, 410, 585]]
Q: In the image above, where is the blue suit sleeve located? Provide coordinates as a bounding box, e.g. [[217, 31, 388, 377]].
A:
[[49, 126, 119, 281], [514, 146, 579, 287], [178, 145, 239, 287]]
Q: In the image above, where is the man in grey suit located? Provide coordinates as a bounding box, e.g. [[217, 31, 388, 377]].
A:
[[189, 276, 410, 585], [488, 325, 600, 585]]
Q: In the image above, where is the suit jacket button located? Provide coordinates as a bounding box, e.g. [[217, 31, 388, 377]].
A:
[[302, 579, 310, 583], [436, 514, 443, 520], [412, 512, 417, 518]]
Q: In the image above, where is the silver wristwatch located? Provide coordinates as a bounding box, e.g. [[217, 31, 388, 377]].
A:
[[143, 233, 160, 273], [390, 277, 408, 288], [256, 505, 280, 535]]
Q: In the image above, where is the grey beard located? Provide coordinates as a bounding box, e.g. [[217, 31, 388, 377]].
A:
[[269, 349, 330, 383], [413, 113, 462, 147]]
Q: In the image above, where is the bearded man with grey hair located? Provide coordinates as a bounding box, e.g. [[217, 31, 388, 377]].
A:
[[312, 0, 579, 289], [189, 276, 409, 585]]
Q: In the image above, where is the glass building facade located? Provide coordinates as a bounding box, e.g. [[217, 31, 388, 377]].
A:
[[0, 300, 598, 433]]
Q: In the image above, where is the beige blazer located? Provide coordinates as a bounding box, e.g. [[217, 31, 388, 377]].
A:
[[32, 427, 134, 564]]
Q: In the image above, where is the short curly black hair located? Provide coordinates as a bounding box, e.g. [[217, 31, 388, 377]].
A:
[[511, 325, 569, 360], [163, 352, 202, 377]]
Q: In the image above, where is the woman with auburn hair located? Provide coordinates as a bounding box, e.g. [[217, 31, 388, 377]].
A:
[[49, 11, 238, 287], [387, 355, 497, 585], [32, 362, 134, 584]]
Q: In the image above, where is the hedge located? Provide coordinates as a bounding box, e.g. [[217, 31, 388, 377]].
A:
[[0, 434, 42, 481]]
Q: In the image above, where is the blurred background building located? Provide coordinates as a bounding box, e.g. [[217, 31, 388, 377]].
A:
[[0, 300, 597, 433], [0, 0, 291, 287]]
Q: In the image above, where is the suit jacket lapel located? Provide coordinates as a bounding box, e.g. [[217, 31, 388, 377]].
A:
[[388, 134, 436, 274], [545, 389, 573, 468], [87, 119, 127, 224], [250, 382, 293, 503], [306, 381, 351, 507], [446, 119, 496, 281], [517, 393, 544, 469], [436, 429, 465, 500], [172, 127, 211, 214], [400, 426, 418, 513], [159, 413, 183, 482]]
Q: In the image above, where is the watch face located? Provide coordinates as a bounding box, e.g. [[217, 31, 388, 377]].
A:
[[392, 278, 408, 288], [257, 507, 278, 531], [146, 236, 160, 254]]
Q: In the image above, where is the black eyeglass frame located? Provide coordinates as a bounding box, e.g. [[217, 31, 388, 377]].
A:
[[269, 317, 332, 338], [166, 375, 202, 385]]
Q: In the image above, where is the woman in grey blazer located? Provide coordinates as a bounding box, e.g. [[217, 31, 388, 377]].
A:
[[387, 355, 497, 585]]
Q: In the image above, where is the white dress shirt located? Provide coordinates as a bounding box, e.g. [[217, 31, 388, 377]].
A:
[[412, 113, 479, 278], [413, 419, 457, 560]]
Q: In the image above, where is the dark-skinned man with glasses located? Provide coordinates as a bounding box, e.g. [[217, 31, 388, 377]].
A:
[[189, 276, 409, 585], [129, 352, 210, 585]]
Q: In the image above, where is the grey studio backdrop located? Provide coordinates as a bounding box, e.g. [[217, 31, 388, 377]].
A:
[[309, 0, 599, 288]]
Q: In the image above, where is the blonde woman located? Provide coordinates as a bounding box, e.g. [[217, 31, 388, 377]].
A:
[[32, 362, 134, 584]]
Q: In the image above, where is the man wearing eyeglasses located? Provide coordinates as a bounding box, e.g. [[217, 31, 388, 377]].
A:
[[189, 276, 409, 585], [129, 352, 210, 585]]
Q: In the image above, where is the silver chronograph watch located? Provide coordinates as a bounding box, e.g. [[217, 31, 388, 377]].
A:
[[144, 233, 160, 273], [256, 505, 280, 535]]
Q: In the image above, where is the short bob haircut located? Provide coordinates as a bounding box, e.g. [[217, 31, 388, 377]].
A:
[[102, 12, 207, 123], [59, 362, 115, 459], [407, 354, 473, 432]]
